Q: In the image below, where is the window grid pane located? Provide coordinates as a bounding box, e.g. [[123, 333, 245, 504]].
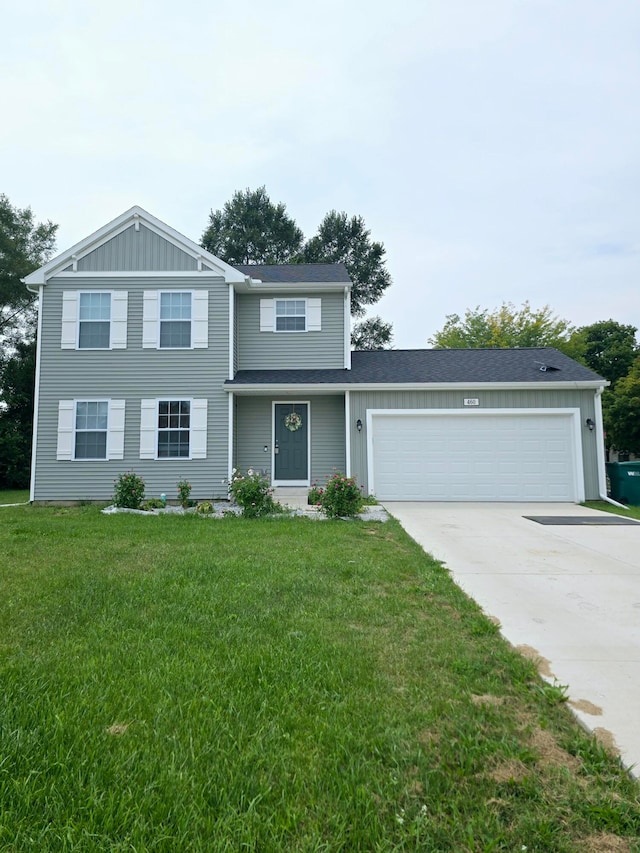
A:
[[157, 400, 190, 458], [79, 293, 111, 321], [160, 292, 191, 320], [79, 321, 110, 349], [75, 401, 108, 459]]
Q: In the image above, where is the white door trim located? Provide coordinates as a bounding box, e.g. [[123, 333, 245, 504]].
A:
[[366, 407, 584, 502]]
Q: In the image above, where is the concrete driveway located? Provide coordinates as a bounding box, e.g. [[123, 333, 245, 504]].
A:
[[383, 502, 640, 777]]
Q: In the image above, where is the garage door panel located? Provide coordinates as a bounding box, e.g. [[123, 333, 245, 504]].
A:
[[371, 413, 578, 502]]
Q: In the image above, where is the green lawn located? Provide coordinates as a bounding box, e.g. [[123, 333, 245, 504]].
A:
[[585, 500, 640, 520], [0, 489, 29, 506], [1, 507, 639, 852]]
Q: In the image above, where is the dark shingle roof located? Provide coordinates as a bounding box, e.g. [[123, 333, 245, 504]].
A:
[[225, 348, 605, 386], [234, 263, 350, 283]]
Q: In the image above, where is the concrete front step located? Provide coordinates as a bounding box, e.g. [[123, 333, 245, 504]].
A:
[[272, 486, 310, 508]]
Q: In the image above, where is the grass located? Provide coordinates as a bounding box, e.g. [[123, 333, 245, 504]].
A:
[[585, 500, 640, 520], [1, 506, 639, 851], [0, 489, 29, 506]]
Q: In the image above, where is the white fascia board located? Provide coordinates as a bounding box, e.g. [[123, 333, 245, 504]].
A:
[[24, 205, 247, 285], [236, 281, 350, 294], [225, 380, 607, 395], [51, 271, 225, 279]]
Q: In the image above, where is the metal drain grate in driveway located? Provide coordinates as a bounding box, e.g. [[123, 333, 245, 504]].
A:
[[524, 515, 640, 526]]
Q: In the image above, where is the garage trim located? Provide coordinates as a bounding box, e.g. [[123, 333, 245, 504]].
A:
[[366, 408, 585, 502]]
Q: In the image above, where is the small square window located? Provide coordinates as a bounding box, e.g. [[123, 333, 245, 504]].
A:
[[275, 299, 306, 332]]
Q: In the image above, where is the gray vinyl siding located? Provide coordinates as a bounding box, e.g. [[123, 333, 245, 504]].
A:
[[349, 388, 600, 500], [236, 292, 345, 369], [77, 225, 198, 271], [33, 276, 230, 501], [234, 395, 345, 483]]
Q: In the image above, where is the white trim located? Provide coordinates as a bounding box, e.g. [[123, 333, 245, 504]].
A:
[[273, 297, 309, 333], [260, 298, 275, 332], [29, 286, 44, 501], [52, 271, 224, 279], [242, 281, 348, 293], [190, 399, 208, 459], [191, 290, 209, 349], [106, 400, 126, 459], [142, 291, 159, 348], [226, 380, 606, 394], [345, 390, 351, 477], [344, 287, 351, 369], [366, 407, 585, 502], [271, 400, 311, 486], [228, 284, 235, 381], [594, 386, 608, 497], [110, 291, 128, 349], [140, 397, 207, 461], [228, 392, 234, 485], [61, 291, 78, 348], [24, 206, 247, 285], [307, 298, 321, 332]]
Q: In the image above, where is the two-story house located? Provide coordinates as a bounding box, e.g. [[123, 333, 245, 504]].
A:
[[25, 206, 608, 504]]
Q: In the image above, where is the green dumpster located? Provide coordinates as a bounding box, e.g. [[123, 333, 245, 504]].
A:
[[606, 461, 640, 505]]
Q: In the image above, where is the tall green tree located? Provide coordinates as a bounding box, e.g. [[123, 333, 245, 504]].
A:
[[302, 211, 392, 318], [603, 355, 640, 454], [201, 189, 394, 344], [350, 316, 393, 350], [429, 302, 577, 354], [0, 339, 35, 488], [201, 186, 304, 265], [571, 320, 638, 388], [1, 195, 57, 338]]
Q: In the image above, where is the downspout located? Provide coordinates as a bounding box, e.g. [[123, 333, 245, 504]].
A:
[[28, 283, 44, 503], [594, 385, 627, 508]]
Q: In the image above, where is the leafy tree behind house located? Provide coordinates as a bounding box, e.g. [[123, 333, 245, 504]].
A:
[[1, 194, 58, 340], [603, 355, 640, 454], [571, 320, 638, 389], [0, 339, 35, 488], [201, 188, 393, 347], [428, 302, 577, 355]]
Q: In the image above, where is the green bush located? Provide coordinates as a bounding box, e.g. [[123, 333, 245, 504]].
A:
[[141, 497, 165, 511], [196, 501, 214, 515], [319, 473, 363, 518], [229, 469, 279, 518], [113, 472, 145, 509], [308, 482, 324, 506], [177, 479, 192, 509]]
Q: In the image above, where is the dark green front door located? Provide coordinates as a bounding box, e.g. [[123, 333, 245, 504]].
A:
[[274, 403, 308, 482]]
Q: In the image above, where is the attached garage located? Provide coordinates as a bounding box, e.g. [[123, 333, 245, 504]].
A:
[[368, 409, 583, 502]]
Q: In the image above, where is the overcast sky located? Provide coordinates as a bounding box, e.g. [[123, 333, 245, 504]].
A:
[[3, 0, 638, 348]]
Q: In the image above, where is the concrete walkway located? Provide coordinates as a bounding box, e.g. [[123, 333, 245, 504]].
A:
[[383, 502, 640, 777]]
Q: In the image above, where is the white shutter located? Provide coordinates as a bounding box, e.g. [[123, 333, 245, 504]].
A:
[[57, 400, 75, 460], [190, 398, 208, 459], [61, 292, 78, 349], [140, 399, 157, 459], [110, 292, 128, 349], [107, 400, 125, 460], [142, 291, 159, 348], [192, 291, 209, 348], [260, 298, 274, 332], [307, 298, 321, 332]]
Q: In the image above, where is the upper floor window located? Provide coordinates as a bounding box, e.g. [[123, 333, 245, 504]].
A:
[[260, 298, 322, 333], [79, 293, 111, 348], [61, 291, 128, 350], [143, 290, 209, 349], [160, 292, 191, 348], [275, 299, 306, 332]]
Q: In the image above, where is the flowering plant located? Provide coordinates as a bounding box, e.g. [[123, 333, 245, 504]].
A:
[[229, 468, 279, 518], [284, 412, 302, 431], [318, 472, 363, 518], [113, 471, 145, 509], [177, 478, 192, 509]]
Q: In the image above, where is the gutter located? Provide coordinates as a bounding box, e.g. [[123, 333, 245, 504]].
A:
[[594, 386, 627, 509]]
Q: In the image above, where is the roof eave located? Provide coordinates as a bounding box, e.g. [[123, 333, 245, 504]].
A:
[[224, 380, 608, 394]]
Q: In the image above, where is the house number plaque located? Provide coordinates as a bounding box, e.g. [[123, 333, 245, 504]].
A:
[[463, 398, 480, 407]]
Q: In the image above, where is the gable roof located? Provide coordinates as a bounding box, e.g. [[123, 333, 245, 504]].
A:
[[226, 348, 606, 389], [234, 263, 351, 283], [23, 206, 249, 286]]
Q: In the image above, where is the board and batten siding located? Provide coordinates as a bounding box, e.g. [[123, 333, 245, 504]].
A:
[[70, 224, 199, 271], [348, 388, 601, 500], [236, 292, 345, 369], [234, 395, 345, 483], [33, 276, 230, 501]]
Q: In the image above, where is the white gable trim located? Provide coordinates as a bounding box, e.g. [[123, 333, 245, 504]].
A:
[[24, 206, 248, 286]]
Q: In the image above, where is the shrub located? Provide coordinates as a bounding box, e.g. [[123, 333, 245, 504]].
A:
[[177, 479, 192, 509], [308, 482, 324, 506], [320, 472, 363, 518], [141, 497, 165, 511], [229, 469, 279, 518], [196, 501, 214, 515], [113, 472, 145, 509]]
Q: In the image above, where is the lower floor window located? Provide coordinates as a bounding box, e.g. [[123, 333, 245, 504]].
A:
[[157, 400, 190, 458], [75, 401, 108, 459]]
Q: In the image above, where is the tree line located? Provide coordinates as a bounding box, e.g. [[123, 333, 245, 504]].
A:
[[1, 190, 638, 489]]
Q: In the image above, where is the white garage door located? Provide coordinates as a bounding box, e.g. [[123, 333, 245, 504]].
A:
[[370, 411, 580, 501]]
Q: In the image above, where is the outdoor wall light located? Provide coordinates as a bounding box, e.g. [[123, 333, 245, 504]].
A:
[[585, 418, 595, 431], [356, 418, 363, 432]]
